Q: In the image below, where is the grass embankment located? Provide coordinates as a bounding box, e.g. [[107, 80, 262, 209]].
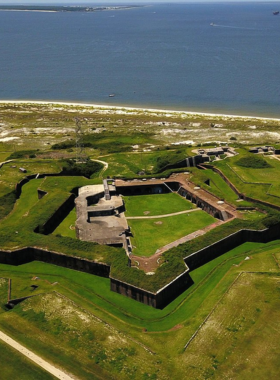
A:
[[182, 272, 280, 379], [0, 279, 55, 379], [0, 176, 119, 264], [188, 167, 253, 207], [0, 173, 275, 293], [99, 149, 190, 178], [0, 159, 62, 219], [111, 212, 273, 293], [0, 241, 278, 330], [214, 148, 280, 205], [0, 241, 280, 378]]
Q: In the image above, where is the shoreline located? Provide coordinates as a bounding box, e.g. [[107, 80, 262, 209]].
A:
[[0, 100, 280, 122], [0, 10, 58, 13]]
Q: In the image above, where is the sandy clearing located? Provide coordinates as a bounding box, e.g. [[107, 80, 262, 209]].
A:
[[0, 137, 19, 142], [0, 330, 75, 380], [0, 100, 279, 122]]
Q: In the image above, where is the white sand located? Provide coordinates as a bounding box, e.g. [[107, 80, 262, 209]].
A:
[[0, 100, 279, 122]]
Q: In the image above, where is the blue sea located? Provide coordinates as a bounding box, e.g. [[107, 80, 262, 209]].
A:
[[0, 2, 280, 117]]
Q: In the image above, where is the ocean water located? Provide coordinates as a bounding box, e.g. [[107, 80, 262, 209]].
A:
[[0, 2, 280, 117]]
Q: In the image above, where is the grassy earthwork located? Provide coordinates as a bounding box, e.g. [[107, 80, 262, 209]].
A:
[[1, 102, 280, 379], [214, 148, 280, 206], [1, 241, 280, 378]]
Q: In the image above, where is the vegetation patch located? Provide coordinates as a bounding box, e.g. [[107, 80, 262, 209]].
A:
[[0, 292, 164, 380], [182, 272, 280, 379], [236, 155, 272, 169], [60, 159, 103, 178]]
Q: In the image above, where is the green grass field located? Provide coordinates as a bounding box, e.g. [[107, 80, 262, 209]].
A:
[[52, 208, 77, 238], [129, 211, 215, 257], [0, 340, 55, 380], [0, 241, 280, 379], [182, 272, 280, 379], [124, 193, 195, 217]]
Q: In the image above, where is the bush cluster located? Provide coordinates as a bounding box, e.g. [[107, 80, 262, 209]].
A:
[[8, 150, 38, 159], [236, 155, 272, 169], [61, 159, 103, 178]]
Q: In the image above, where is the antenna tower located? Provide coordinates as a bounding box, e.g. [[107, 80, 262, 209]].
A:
[[75, 118, 86, 163]]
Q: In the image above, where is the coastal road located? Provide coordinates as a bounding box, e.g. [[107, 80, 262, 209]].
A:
[[0, 330, 75, 380]]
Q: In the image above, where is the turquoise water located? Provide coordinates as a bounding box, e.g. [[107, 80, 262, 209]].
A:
[[0, 2, 280, 117]]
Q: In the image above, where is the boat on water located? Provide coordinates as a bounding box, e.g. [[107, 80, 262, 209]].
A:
[[109, 94, 115, 97], [273, 11, 279, 15]]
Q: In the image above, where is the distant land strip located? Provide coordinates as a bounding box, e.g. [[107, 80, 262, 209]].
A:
[[0, 5, 143, 13]]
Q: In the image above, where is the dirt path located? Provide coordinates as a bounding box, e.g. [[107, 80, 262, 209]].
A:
[[126, 207, 201, 220], [91, 159, 108, 178], [0, 330, 75, 380], [0, 159, 13, 169]]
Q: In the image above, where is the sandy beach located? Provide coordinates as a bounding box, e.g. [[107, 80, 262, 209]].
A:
[[0, 100, 279, 122]]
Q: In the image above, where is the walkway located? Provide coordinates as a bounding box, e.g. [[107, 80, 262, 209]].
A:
[[0, 159, 13, 169], [91, 159, 108, 178], [126, 207, 201, 220], [0, 330, 75, 380]]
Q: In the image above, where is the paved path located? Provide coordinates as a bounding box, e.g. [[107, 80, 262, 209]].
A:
[[126, 208, 201, 220], [0, 330, 75, 380]]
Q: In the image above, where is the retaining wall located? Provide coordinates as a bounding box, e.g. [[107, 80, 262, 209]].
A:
[[110, 269, 193, 309], [0, 247, 110, 277], [35, 193, 75, 235], [184, 222, 280, 270], [178, 186, 232, 220]]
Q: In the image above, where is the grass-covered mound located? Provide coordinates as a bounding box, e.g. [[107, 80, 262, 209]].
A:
[[1, 169, 279, 295], [0, 176, 119, 264], [236, 155, 272, 169], [0, 191, 17, 219], [153, 149, 186, 173]]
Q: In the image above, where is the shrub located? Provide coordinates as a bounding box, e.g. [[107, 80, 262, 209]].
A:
[[61, 159, 103, 178], [236, 155, 272, 169], [7, 150, 38, 159]]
